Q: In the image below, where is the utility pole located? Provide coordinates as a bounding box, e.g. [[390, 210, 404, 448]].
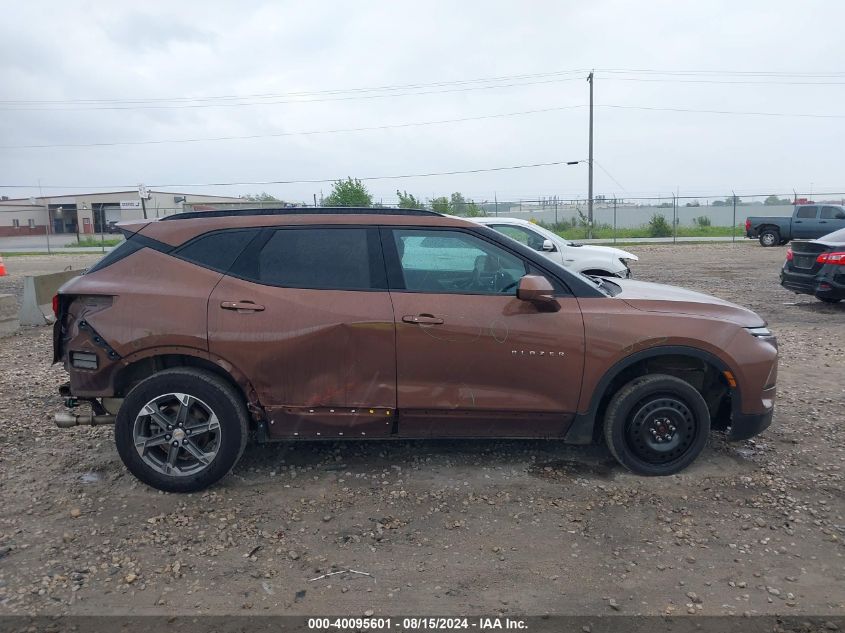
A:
[[587, 71, 594, 239], [494, 192, 499, 216], [313, 193, 318, 207]]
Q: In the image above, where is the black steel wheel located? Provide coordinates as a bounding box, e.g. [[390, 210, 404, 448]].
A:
[[604, 374, 710, 475]]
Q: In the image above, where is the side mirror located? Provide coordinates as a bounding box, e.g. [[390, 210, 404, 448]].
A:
[[517, 275, 556, 305], [541, 239, 556, 252]]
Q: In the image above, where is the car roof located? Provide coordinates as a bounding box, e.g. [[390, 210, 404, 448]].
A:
[[123, 207, 480, 247]]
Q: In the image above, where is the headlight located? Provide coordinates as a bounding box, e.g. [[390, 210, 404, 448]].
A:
[[746, 326, 777, 349]]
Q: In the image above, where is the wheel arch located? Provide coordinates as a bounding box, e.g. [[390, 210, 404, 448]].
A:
[[112, 348, 263, 421], [564, 345, 739, 444]]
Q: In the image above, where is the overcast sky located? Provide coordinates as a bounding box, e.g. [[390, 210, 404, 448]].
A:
[[1, 0, 844, 204]]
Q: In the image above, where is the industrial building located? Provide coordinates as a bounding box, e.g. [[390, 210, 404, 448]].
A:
[[0, 190, 247, 236]]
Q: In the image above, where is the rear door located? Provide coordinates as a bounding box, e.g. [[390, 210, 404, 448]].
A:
[[819, 206, 845, 236], [793, 205, 820, 238], [208, 226, 397, 438], [383, 226, 585, 438]]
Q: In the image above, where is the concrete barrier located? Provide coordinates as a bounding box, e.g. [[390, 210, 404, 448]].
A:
[[0, 294, 19, 337], [19, 269, 81, 326]]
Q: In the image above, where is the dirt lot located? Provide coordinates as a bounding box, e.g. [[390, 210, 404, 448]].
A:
[[0, 244, 842, 617]]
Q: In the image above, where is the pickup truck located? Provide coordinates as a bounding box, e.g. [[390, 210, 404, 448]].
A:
[[746, 204, 845, 246]]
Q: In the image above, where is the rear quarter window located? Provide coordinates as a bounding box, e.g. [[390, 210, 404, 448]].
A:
[[175, 229, 261, 272]]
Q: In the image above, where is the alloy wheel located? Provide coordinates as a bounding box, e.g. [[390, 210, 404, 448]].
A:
[[132, 392, 221, 477]]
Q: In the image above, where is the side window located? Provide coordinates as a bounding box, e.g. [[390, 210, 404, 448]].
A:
[[256, 227, 377, 290], [820, 206, 845, 220], [796, 206, 818, 219], [490, 224, 546, 251], [392, 229, 527, 295], [176, 229, 260, 272]]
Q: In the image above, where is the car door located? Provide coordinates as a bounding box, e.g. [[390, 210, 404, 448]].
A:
[[208, 226, 397, 439], [383, 226, 585, 438], [819, 206, 845, 236], [793, 205, 820, 238]]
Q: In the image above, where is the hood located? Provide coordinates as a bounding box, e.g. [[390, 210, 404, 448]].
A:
[[612, 279, 765, 327], [568, 243, 638, 261]]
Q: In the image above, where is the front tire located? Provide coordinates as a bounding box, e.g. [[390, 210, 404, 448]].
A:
[[603, 374, 710, 476], [759, 228, 780, 247], [114, 368, 249, 493]]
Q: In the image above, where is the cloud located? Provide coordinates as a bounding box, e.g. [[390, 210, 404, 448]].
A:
[[1, 0, 844, 203]]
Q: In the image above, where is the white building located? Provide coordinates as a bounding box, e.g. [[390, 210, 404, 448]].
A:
[[0, 190, 249, 237]]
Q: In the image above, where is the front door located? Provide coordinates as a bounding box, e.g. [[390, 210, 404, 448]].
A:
[[208, 226, 396, 438], [793, 205, 820, 239], [383, 227, 585, 438]]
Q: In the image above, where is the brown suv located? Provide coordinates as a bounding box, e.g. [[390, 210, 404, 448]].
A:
[[53, 208, 778, 492]]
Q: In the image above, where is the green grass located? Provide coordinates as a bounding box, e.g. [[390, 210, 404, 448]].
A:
[[554, 224, 739, 240], [65, 238, 123, 248]]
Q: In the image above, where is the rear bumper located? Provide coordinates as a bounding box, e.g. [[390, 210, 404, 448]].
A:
[[780, 268, 845, 299], [728, 408, 773, 441]]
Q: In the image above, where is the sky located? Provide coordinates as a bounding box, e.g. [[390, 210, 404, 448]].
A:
[[1, 0, 844, 205]]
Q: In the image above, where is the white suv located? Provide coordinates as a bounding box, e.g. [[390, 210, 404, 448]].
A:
[[473, 217, 638, 277]]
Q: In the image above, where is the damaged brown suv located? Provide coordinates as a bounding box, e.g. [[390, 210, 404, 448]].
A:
[[54, 208, 778, 492]]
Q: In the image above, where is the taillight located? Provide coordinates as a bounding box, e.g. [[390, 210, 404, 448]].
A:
[[816, 251, 845, 266], [52, 294, 59, 317], [745, 219, 751, 231], [785, 247, 793, 261]]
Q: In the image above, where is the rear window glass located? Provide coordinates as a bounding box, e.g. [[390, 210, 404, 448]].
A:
[[176, 229, 260, 272], [796, 206, 817, 218], [256, 228, 376, 290]]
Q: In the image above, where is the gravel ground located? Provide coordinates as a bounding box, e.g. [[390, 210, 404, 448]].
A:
[[0, 244, 842, 617]]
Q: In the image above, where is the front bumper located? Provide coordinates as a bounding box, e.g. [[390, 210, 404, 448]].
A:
[[728, 408, 773, 441]]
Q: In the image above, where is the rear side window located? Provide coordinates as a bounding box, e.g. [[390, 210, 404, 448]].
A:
[[254, 227, 382, 290], [176, 229, 260, 272], [796, 206, 818, 218], [820, 206, 845, 220]]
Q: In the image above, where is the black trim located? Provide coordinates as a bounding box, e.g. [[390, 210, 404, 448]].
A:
[[728, 408, 773, 441], [563, 345, 739, 444], [86, 233, 172, 274], [160, 206, 441, 221]]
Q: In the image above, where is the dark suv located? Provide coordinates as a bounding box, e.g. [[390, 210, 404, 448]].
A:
[[54, 208, 778, 492]]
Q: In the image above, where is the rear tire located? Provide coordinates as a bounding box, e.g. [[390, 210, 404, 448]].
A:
[[603, 374, 710, 476], [759, 228, 780, 247], [114, 368, 249, 493]]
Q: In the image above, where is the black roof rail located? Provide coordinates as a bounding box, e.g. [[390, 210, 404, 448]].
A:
[[160, 206, 441, 221]]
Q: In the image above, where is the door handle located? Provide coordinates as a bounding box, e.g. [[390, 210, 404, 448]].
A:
[[819, 220, 828, 223], [402, 314, 444, 325], [220, 300, 265, 312]]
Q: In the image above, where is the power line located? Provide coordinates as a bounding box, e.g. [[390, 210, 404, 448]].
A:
[[8, 102, 844, 150], [0, 159, 584, 190], [0, 69, 591, 105], [0, 105, 587, 149], [596, 104, 845, 119], [4, 67, 842, 107], [0, 77, 586, 112]]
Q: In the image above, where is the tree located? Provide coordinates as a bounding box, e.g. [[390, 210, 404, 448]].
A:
[[464, 201, 482, 217], [323, 178, 373, 207], [429, 196, 450, 214], [764, 194, 790, 205], [244, 192, 281, 202], [449, 192, 467, 216], [396, 190, 422, 209]]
